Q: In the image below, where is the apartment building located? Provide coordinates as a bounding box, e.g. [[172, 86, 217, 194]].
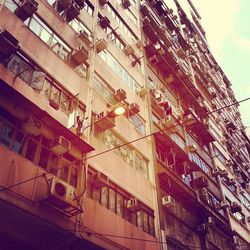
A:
[[0, 0, 249, 249]]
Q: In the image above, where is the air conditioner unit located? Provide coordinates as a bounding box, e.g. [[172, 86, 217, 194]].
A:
[[211, 169, 220, 177], [124, 45, 134, 56], [96, 38, 108, 53], [176, 48, 186, 59], [22, 115, 42, 136], [53, 0, 71, 12], [99, 0, 108, 6], [190, 176, 208, 190], [137, 87, 148, 97], [149, 55, 159, 65], [0, 29, 19, 62], [50, 136, 71, 155], [207, 87, 217, 97], [122, 0, 131, 8], [238, 186, 244, 194], [246, 216, 250, 223], [128, 103, 140, 116], [231, 201, 242, 213], [99, 16, 110, 29], [78, 31, 93, 47], [160, 116, 175, 128], [198, 188, 209, 201], [94, 111, 116, 131], [70, 46, 89, 66], [135, 39, 143, 49], [207, 216, 215, 226], [49, 98, 60, 110], [219, 169, 228, 178], [185, 144, 198, 153], [227, 178, 236, 186], [162, 195, 175, 208], [74, 0, 85, 8], [225, 159, 233, 167], [220, 138, 227, 144], [220, 201, 229, 209], [197, 223, 208, 233], [14, 0, 38, 22], [232, 236, 240, 246], [114, 88, 127, 101], [153, 92, 162, 101], [43, 177, 76, 210], [126, 198, 141, 211], [93, 171, 108, 188], [65, 2, 80, 22]]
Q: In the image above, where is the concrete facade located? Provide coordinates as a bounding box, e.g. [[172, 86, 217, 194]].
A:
[[0, 0, 249, 249]]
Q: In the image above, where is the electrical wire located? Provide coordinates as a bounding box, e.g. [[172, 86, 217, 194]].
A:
[[1, 96, 250, 192], [0, 219, 211, 250], [207, 97, 250, 115], [1, 100, 250, 248]]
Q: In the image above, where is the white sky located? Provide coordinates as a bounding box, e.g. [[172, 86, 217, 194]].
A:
[[190, 0, 250, 127]]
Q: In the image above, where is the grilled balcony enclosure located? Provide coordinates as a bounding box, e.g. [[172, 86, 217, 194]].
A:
[[0, 29, 19, 62], [14, 0, 38, 21], [183, 112, 215, 144]]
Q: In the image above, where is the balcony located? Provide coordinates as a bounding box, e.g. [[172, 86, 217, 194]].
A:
[[183, 111, 215, 144], [0, 80, 94, 154], [158, 171, 197, 210]]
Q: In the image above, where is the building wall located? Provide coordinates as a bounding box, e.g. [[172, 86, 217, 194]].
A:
[[0, 0, 249, 249]]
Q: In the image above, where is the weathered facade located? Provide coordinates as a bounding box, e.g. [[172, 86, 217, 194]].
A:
[[0, 0, 249, 249]]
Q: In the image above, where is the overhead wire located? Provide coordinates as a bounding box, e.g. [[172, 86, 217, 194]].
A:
[[0, 98, 250, 249], [1, 96, 250, 193], [0, 219, 211, 250]]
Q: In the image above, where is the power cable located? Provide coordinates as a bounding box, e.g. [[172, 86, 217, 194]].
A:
[[1, 96, 250, 192], [207, 97, 250, 115], [1, 100, 249, 248], [0, 219, 210, 250]]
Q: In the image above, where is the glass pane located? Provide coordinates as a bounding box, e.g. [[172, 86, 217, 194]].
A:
[[29, 18, 42, 36], [60, 159, 70, 182], [109, 188, 116, 213], [30, 71, 45, 91], [70, 167, 78, 187], [42, 79, 51, 99], [86, 180, 93, 198], [93, 186, 100, 202], [0, 123, 14, 147], [38, 146, 50, 169], [137, 211, 143, 229], [100, 186, 108, 208], [143, 211, 149, 233], [59, 92, 68, 113], [50, 154, 60, 176], [4, 0, 18, 12], [25, 138, 38, 162], [40, 28, 52, 45], [51, 86, 61, 104], [116, 193, 124, 217], [149, 216, 155, 236], [11, 130, 25, 153]]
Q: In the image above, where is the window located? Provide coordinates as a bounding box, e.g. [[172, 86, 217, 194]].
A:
[[87, 173, 155, 236], [171, 133, 185, 150], [0, 115, 80, 187], [106, 5, 138, 39], [69, 18, 92, 36], [103, 130, 148, 178], [99, 50, 140, 93], [93, 74, 116, 105], [128, 115, 146, 135], [26, 16, 72, 59], [0, 123, 14, 148], [189, 153, 210, 175]]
